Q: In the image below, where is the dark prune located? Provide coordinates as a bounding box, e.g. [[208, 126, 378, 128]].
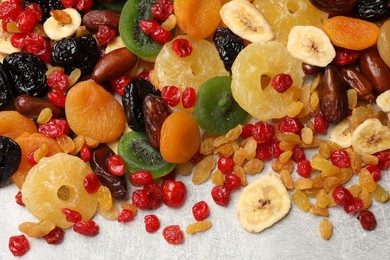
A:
[[24, 0, 64, 22], [3, 53, 49, 98], [355, 0, 390, 21], [308, 0, 357, 15], [0, 63, 14, 110], [122, 78, 161, 132], [90, 144, 127, 200], [51, 35, 99, 75], [213, 27, 244, 73], [0, 136, 21, 185]]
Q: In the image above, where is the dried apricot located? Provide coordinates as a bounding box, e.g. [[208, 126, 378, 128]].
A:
[[65, 81, 126, 143], [0, 111, 37, 140], [322, 16, 379, 51]]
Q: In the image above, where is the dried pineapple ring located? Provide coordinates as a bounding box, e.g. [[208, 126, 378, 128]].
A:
[[21, 153, 98, 229]]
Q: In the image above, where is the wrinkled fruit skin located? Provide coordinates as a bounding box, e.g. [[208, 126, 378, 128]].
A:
[[308, 0, 357, 15], [162, 180, 186, 208], [0, 63, 14, 110], [24, 0, 64, 22], [355, 0, 390, 21], [0, 136, 22, 185]]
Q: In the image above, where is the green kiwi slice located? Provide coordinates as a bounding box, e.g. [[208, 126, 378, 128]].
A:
[[194, 76, 249, 135], [118, 131, 175, 178]]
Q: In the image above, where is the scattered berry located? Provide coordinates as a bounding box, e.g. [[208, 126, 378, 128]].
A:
[[73, 220, 99, 236], [181, 87, 196, 108], [144, 214, 160, 233], [9, 234, 29, 257], [271, 73, 293, 93], [83, 173, 100, 194], [162, 180, 186, 208], [192, 201, 210, 221], [43, 227, 65, 245], [61, 208, 82, 223], [172, 38, 193, 57], [161, 85, 181, 107], [292, 146, 306, 163], [217, 156, 234, 174], [344, 197, 363, 215], [162, 225, 184, 245], [332, 185, 353, 206], [297, 160, 312, 178], [252, 121, 275, 144], [15, 191, 25, 206], [118, 209, 135, 223], [313, 113, 328, 133], [330, 150, 351, 168], [130, 170, 154, 186], [47, 70, 68, 92], [211, 185, 231, 206], [357, 210, 377, 231], [132, 190, 151, 210], [150, 0, 174, 21], [224, 173, 241, 191], [96, 25, 116, 46], [107, 155, 126, 176], [363, 164, 381, 181]]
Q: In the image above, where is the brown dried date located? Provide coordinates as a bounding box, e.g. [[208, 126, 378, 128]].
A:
[[90, 144, 127, 200], [319, 65, 348, 123], [82, 10, 120, 32], [358, 47, 390, 95], [143, 94, 172, 149], [308, 0, 357, 15], [341, 67, 374, 101], [302, 63, 323, 75], [14, 95, 62, 118]]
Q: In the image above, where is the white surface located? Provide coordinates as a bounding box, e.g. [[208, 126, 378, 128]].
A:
[[1, 161, 390, 260]]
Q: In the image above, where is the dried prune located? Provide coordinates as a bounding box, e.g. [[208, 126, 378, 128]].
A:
[[51, 35, 99, 75], [0, 136, 21, 185], [213, 27, 244, 73], [122, 78, 161, 132], [355, 0, 390, 21], [24, 0, 64, 22], [3, 53, 49, 98], [0, 63, 14, 110], [90, 144, 127, 200]]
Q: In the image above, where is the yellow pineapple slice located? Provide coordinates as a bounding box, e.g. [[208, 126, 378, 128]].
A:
[[231, 41, 304, 121]]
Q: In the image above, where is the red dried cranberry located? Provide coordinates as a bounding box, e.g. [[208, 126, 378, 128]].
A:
[[15, 191, 25, 206], [48, 91, 66, 108], [143, 182, 163, 209], [10, 33, 26, 49], [144, 214, 160, 233], [224, 173, 241, 191], [132, 190, 151, 210], [211, 185, 231, 206], [375, 151, 390, 170], [0, 0, 22, 20], [344, 197, 363, 214], [151, 26, 172, 44], [75, 0, 93, 11], [43, 227, 65, 245], [330, 150, 351, 168], [255, 142, 273, 161], [73, 220, 99, 236], [292, 146, 306, 163], [297, 160, 312, 178], [172, 38, 192, 57], [332, 185, 353, 206], [332, 48, 359, 67], [83, 173, 100, 194], [252, 121, 275, 144], [271, 140, 283, 158], [25, 33, 51, 63], [118, 209, 135, 223], [137, 71, 150, 81], [16, 10, 37, 33], [107, 155, 126, 176], [161, 85, 181, 107], [278, 116, 303, 134], [96, 25, 116, 46], [162, 225, 184, 245], [139, 19, 160, 34], [313, 113, 328, 133], [240, 123, 254, 139], [25, 3, 42, 21], [150, 0, 173, 21], [217, 155, 234, 174], [38, 118, 70, 138], [130, 170, 153, 186], [61, 208, 82, 223], [362, 164, 381, 181], [162, 180, 186, 208], [80, 144, 91, 162], [271, 73, 293, 93], [61, 0, 77, 8], [192, 201, 210, 221], [9, 234, 29, 256], [26, 149, 37, 166], [111, 75, 131, 96], [181, 87, 196, 108], [47, 70, 68, 92], [357, 210, 377, 231], [189, 149, 204, 164]]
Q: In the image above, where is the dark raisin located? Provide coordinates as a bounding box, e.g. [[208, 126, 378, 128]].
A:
[[51, 35, 99, 75], [90, 144, 127, 200], [122, 78, 161, 132], [355, 0, 390, 21], [213, 27, 244, 73], [3, 53, 49, 98], [0, 63, 14, 110], [0, 136, 21, 185], [24, 0, 64, 22]]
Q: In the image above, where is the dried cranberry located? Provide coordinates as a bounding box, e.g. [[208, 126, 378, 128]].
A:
[[0, 0, 22, 20], [137, 71, 150, 81], [357, 210, 377, 231], [224, 173, 241, 191], [375, 151, 390, 170], [47, 70, 68, 92], [297, 160, 312, 178], [25, 32, 51, 63], [43, 227, 65, 245], [161, 85, 181, 107], [139, 19, 160, 34], [330, 150, 351, 168], [151, 26, 171, 44], [107, 155, 126, 176], [278, 116, 303, 134], [332, 185, 354, 206], [189, 149, 204, 164], [240, 123, 254, 139], [16, 10, 37, 33], [313, 113, 328, 133], [111, 75, 131, 96], [252, 121, 275, 144], [162, 180, 186, 208], [181, 87, 196, 108], [38, 118, 70, 138], [217, 156, 234, 174], [96, 25, 116, 46], [75, 0, 93, 11], [83, 173, 100, 194], [61, 0, 77, 8], [255, 142, 273, 161], [118, 209, 135, 223], [271, 73, 293, 93], [25, 3, 42, 21], [211, 185, 231, 206], [344, 197, 363, 215], [10, 33, 26, 49], [271, 140, 283, 158], [26, 149, 37, 166], [15, 191, 25, 206], [292, 146, 306, 163], [192, 201, 210, 221], [61, 208, 82, 223], [132, 190, 151, 210], [48, 91, 66, 108], [162, 225, 184, 245], [362, 164, 381, 181], [332, 48, 359, 67], [73, 220, 99, 236], [143, 182, 163, 209], [172, 38, 193, 57], [9, 234, 29, 256], [150, 0, 174, 21], [130, 170, 153, 186], [144, 214, 160, 233]]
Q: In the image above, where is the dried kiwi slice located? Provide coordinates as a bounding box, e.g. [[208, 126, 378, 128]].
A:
[[118, 131, 175, 178], [194, 76, 249, 135]]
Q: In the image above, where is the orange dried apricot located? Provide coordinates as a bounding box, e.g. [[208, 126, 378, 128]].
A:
[[12, 133, 63, 189], [160, 111, 201, 163], [65, 81, 126, 143], [174, 0, 221, 39], [0, 111, 37, 140], [322, 16, 379, 51]]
